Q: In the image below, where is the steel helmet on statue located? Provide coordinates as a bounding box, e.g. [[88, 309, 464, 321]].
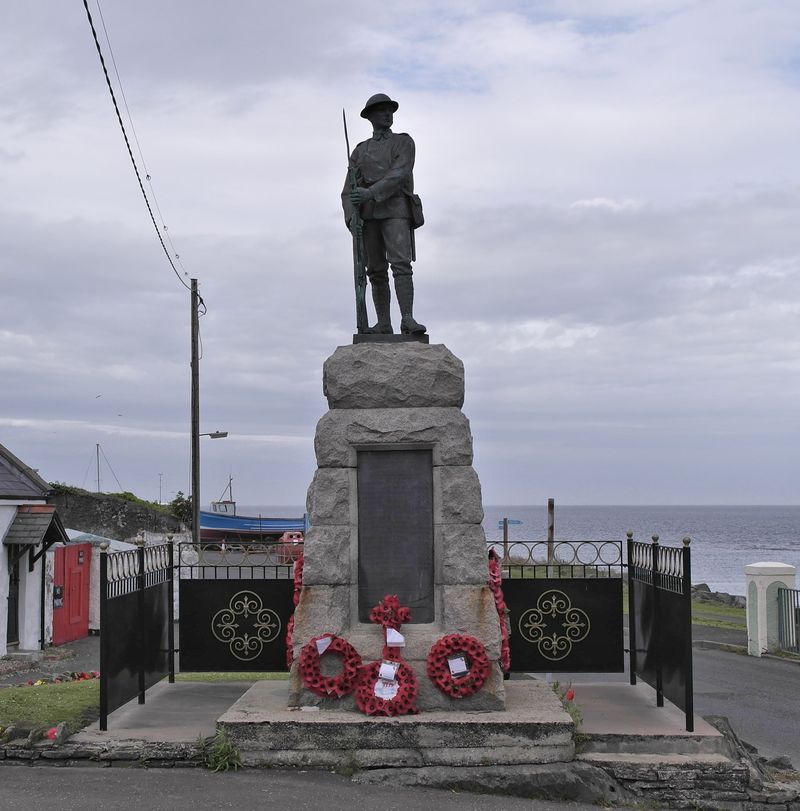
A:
[[360, 93, 399, 118]]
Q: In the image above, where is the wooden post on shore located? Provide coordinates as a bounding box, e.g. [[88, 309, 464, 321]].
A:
[[547, 498, 555, 565]]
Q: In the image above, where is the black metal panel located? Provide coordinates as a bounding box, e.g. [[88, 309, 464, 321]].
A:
[[629, 538, 694, 729], [179, 579, 294, 671], [100, 545, 174, 729], [659, 588, 692, 712], [630, 576, 658, 688], [103, 590, 141, 716], [143, 579, 170, 691], [357, 449, 434, 623], [504, 578, 624, 672]]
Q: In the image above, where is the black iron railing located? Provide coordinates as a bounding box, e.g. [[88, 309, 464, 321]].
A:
[[488, 539, 624, 580], [99, 541, 174, 730], [627, 533, 693, 731], [176, 541, 302, 580]]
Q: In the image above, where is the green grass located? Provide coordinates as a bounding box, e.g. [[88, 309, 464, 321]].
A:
[[174, 672, 289, 682], [0, 680, 99, 729], [620, 584, 746, 628], [690, 600, 746, 619]]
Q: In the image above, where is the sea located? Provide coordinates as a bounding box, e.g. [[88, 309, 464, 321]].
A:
[[237, 504, 800, 597]]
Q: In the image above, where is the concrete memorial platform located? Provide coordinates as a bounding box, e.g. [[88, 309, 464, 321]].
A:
[[220, 680, 572, 768]]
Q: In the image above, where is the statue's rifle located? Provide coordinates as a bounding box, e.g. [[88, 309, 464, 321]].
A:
[[343, 109, 368, 334]]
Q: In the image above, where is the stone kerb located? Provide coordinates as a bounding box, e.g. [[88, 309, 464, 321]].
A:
[[292, 342, 503, 711]]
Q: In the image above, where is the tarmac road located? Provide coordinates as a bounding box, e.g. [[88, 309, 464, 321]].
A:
[[692, 645, 800, 767], [0, 766, 606, 811]]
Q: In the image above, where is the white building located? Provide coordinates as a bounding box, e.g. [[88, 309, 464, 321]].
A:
[[0, 443, 68, 657]]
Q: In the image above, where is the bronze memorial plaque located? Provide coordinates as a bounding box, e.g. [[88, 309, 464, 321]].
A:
[[357, 448, 434, 623]]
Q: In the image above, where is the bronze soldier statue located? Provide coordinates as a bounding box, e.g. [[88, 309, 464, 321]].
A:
[[342, 93, 426, 336]]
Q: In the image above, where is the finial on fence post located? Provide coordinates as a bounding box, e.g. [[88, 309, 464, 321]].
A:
[[651, 534, 660, 544], [682, 536, 691, 546], [626, 531, 633, 540], [99, 542, 108, 553]]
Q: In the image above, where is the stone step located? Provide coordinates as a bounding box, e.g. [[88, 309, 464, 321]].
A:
[[579, 731, 735, 757], [218, 680, 575, 769], [579, 751, 737, 766]]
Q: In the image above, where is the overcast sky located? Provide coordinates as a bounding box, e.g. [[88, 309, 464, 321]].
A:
[[2, 1, 798, 507]]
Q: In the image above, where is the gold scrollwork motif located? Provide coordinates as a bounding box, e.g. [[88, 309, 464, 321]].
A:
[[518, 589, 590, 661], [211, 590, 281, 662]]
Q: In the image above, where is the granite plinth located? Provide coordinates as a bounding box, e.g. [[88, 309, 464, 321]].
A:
[[323, 343, 464, 409], [294, 342, 503, 711]]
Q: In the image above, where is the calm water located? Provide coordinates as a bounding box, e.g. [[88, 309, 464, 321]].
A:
[[239, 504, 800, 597]]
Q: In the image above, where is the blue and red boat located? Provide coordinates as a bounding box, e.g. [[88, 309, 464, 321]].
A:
[[199, 478, 307, 547]]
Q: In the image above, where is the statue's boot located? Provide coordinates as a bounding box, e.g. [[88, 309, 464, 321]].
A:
[[364, 278, 393, 334], [395, 275, 427, 335]]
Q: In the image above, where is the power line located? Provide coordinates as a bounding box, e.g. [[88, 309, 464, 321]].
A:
[[81, 0, 191, 292], [94, 0, 192, 283]]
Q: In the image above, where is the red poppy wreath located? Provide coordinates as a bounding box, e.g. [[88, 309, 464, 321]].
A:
[[355, 657, 419, 716], [299, 634, 362, 698], [426, 633, 490, 698]]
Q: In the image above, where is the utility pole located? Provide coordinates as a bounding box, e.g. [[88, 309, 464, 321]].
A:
[[158, 473, 163, 505], [191, 279, 200, 545], [96, 443, 101, 493]]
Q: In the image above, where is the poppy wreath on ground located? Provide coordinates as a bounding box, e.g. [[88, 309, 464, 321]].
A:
[[285, 555, 304, 668], [299, 633, 362, 698], [487, 550, 511, 673], [426, 633, 490, 698]]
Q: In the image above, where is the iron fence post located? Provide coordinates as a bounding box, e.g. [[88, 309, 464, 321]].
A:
[[627, 531, 636, 686], [137, 537, 146, 705], [652, 535, 663, 707], [168, 540, 175, 683], [99, 542, 108, 731], [682, 537, 694, 731]]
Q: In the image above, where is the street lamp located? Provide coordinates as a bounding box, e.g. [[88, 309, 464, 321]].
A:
[[191, 430, 228, 545]]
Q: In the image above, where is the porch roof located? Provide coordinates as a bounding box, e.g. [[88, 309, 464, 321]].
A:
[[2, 504, 69, 546]]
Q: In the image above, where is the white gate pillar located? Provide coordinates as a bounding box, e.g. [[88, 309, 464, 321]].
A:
[[745, 562, 796, 656]]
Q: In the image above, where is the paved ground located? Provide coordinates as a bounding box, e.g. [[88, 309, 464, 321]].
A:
[[0, 634, 100, 685]]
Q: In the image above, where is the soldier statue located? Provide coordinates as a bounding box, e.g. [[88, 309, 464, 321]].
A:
[[342, 93, 426, 336]]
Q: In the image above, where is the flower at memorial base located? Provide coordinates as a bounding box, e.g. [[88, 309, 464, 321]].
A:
[[566, 688, 575, 701], [26, 680, 34, 686], [47, 727, 58, 741]]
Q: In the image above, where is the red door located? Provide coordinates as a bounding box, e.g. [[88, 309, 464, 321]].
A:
[[52, 544, 91, 645]]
